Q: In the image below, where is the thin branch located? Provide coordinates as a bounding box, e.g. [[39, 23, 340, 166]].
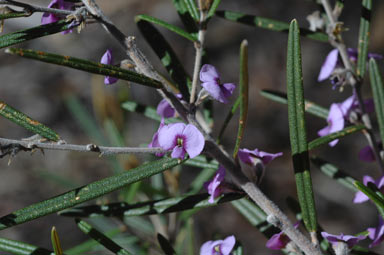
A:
[[0, 137, 164, 156], [0, 0, 73, 16]]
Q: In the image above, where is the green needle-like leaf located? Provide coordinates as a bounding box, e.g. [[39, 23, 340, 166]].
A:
[[207, 0, 222, 19], [0, 157, 182, 230], [260, 89, 329, 119], [121, 101, 180, 124], [172, 0, 198, 33], [6, 48, 162, 89], [0, 101, 60, 141], [76, 220, 132, 255], [0, 237, 54, 255], [0, 20, 77, 49], [311, 157, 358, 192], [369, 59, 384, 144], [183, 0, 199, 21], [184, 155, 218, 169], [286, 20, 317, 232], [51, 227, 63, 255], [0, 10, 31, 20], [356, 0, 372, 78], [157, 234, 176, 255], [354, 181, 384, 219], [135, 15, 198, 42], [233, 40, 249, 158], [59, 193, 243, 218], [135, 17, 191, 99], [308, 125, 365, 150], [216, 10, 328, 42], [217, 96, 240, 144]]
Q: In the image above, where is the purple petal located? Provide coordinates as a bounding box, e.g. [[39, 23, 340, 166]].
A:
[[353, 190, 369, 203], [104, 76, 118, 85], [41, 0, 73, 26], [220, 235, 236, 255], [344, 235, 367, 248], [377, 176, 384, 188], [149, 119, 165, 157], [182, 124, 205, 158], [41, 13, 60, 25], [321, 232, 366, 248], [202, 81, 228, 103], [101, 49, 113, 65], [359, 145, 376, 162], [318, 49, 339, 82], [238, 148, 282, 166], [158, 123, 186, 151], [200, 241, 214, 255], [368, 217, 384, 247], [171, 146, 186, 159], [222, 83, 236, 97], [347, 48, 358, 62], [338, 94, 357, 117], [317, 125, 332, 137], [157, 99, 176, 118], [318, 103, 345, 146], [205, 166, 226, 203], [368, 52, 383, 60], [266, 232, 290, 250], [200, 64, 219, 83]]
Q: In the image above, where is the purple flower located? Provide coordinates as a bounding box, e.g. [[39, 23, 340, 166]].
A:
[[200, 235, 236, 255], [204, 166, 226, 203], [158, 123, 205, 159], [353, 175, 384, 203], [238, 148, 282, 183], [266, 222, 299, 250], [321, 232, 366, 249], [367, 217, 384, 248], [100, 49, 118, 85], [359, 145, 376, 162], [41, 0, 74, 34], [156, 94, 183, 118], [200, 64, 236, 104], [148, 119, 165, 157]]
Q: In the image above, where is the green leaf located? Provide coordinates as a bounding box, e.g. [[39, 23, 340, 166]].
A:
[[207, 0, 222, 19], [354, 181, 384, 219], [121, 101, 180, 124], [59, 193, 243, 218], [233, 40, 249, 158], [183, 0, 199, 21], [369, 59, 384, 144], [217, 96, 240, 144], [76, 220, 132, 255], [172, 0, 198, 33], [0, 20, 77, 49], [157, 234, 176, 255], [356, 0, 372, 78], [5, 48, 162, 89], [135, 15, 198, 42], [188, 168, 217, 194], [0, 101, 60, 141], [0, 237, 53, 255], [260, 89, 329, 119], [51, 227, 63, 255], [311, 157, 358, 192], [216, 10, 328, 42], [286, 19, 317, 232], [308, 124, 365, 150], [0, 10, 31, 20], [135, 17, 191, 100], [183, 155, 218, 169], [0, 157, 183, 230]]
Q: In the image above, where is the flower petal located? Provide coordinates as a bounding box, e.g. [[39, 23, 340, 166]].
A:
[[202, 81, 227, 103], [220, 235, 236, 255], [171, 146, 185, 159], [200, 241, 214, 255], [101, 49, 113, 65], [158, 123, 186, 151], [157, 99, 175, 118], [205, 166, 226, 203], [359, 145, 376, 162], [318, 49, 339, 82], [266, 232, 290, 250], [200, 64, 219, 82], [182, 124, 205, 158]]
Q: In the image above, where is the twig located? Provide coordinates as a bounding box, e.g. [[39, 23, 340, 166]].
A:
[[321, 0, 384, 173], [0, 137, 164, 156], [0, 0, 73, 16]]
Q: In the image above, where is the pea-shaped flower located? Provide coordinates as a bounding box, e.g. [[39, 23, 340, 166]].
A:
[[158, 123, 205, 159], [41, 0, 74, 34], [100, 49, 118, 85], [200, 235, 236, 255], [200, 64, 236, 104]]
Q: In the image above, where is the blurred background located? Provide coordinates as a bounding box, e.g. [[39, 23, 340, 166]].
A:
[[1, 0, 384, 254]]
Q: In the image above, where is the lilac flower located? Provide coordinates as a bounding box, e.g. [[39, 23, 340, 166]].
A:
[[238, 148, 282, 183], [266, 222, 299, 250], [204, 166, 226, 203], [157, 123, 205, 159], [200, 235, 236, 255], [100, 49, 118, 85], [353, 175, 384, 203], [156, 94, 183, 118], [321, 232, 366, 249], [200, 64, 236, 104], [148, 119, 165, 157], [367, 217, 384, 247], [41, 0, 74, 34]]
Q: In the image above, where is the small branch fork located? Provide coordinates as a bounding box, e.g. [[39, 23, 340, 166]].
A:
[[321, 0, 384, 173]]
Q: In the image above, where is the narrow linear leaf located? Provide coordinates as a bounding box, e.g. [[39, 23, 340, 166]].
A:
[[157, 234, 176, 255], [0, 101, 59, 141], [260, 89, 329, 119], [135, 15, 198, 42], [76, 220, 132, 255], [59, 193, 243, 218], [184, 155, 218, 169], [183, 0, 199, 21], [354, 181, 384, 219], [0, 20, 77, 49], [217, 96, 240, 144], [135, 18, 191, 99], [311, 157, 358, 192], [172, 0, 198, 33], [0, 237, 54, 255], [369, 59, 384, 144], [233, 40, 249, 158], [0, 157, 183, 230], [308, 124, 365, 150], [356, 0, 372, 78], [207, 0, 222, 19], [0, 10, 31, 20], [216, 10, 328, 42], [121, 101, 180, 124], [51, 227, 63, 255], [286, 20, 317, 232], [6, 48, 162, 89]]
